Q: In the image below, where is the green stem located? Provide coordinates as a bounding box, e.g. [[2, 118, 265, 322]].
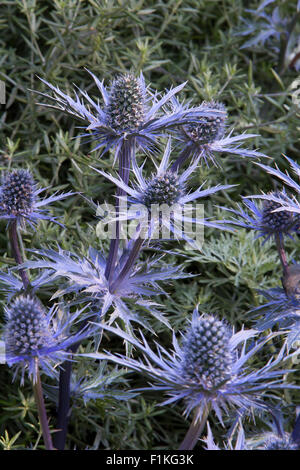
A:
[[32, 359, 54, 450], [178, 405, 210, 450], [8, 220, 30, 290]]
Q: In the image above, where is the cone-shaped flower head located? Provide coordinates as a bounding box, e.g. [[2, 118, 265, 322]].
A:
[[261, 192, 297, 235], [184, 101, 227, 145], [171, 97, 266, 167], [4, 295, 90, 383], [106, 74, 146, 133], [1, 170, 34, 217], [223, 190, 300, 242], [142, 170, 184, 208], [94, 139, 234, 247], [182, 315, 234, 388], [5, 296, 56, 358], [0, 169, 72, 227]]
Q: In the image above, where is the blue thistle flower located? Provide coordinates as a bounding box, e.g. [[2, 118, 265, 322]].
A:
[[0, 169, 72, 227], [35, 71, 225, 161], [250, 156, 300, 216], [4, 295, 90, 383], [20, 246, 189, 330], [222, 190, 300, 243], [169, 97, 267, 166], [85, 307, 300, 424], [93, 139, 235, 247]]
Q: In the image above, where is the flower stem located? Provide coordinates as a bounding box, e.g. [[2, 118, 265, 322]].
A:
[[33, 359, 54, 450], [178, 405, 210, 450], [105, 141, 132, 281], [109, 237, 144, 294], [8, 220, 30, 289], [275, 234, 288, 271], [171, 145, 192, 172], [53, 325, 88, 450]]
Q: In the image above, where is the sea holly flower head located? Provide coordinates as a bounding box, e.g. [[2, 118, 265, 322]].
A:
[[251, 157, 300, 216], [181, 314, 234, 389], [222, 190, 300, 242], [183, 101, 227, 145], [21, 246, 189, 331], [35, 70, 225, 161], [1, 170, 34, 217], [0, 169, 72, 227], [142, 170, 185, 208], [169, 97, 267, 166], [106, 74, 146, 133], [93, 140, 235, 247], [4, 295, 90, 383], [85, 307, 300, 424]]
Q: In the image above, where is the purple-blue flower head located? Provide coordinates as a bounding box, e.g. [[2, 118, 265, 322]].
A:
[[0, 169, 72, 228], [84, 307, 300, 424], [251, 156, 300, 216], [93, 139, 235, 247], [4, 295, 90, 384], [21, 246, 190, 330], [170, 97, 267, 166], [35, 71, 225, 162], [222, 190, 300, 242]]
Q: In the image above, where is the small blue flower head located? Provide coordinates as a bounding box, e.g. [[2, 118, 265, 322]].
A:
[[223, 190, 300, 242], [183, 101, 227, 145], [252, 157, 300, 216], [94, 139, 234, 247], [87, 307, 300, 424], [0, 170, 34, 217], [142, 170, 185, 209], [0, 169, 72, 227], [4, 295, 89, 383], [36, 70, 224, 161], [170, 97, 266, 166], [181, 314, 234, 389], [105, 73, 146, 133]]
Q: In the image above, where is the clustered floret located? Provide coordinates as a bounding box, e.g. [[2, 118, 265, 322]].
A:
[[1, 170, 34, 216], [261, 193, 297, 234], [5, 296, 56, 357], [182, 315, 233, 388], [106, 74, 145, 132], [142, 171, 184, 208], [184, 101, 227, 144]]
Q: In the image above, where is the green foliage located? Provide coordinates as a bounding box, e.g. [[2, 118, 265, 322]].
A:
[[0, 0, 300, 450]]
